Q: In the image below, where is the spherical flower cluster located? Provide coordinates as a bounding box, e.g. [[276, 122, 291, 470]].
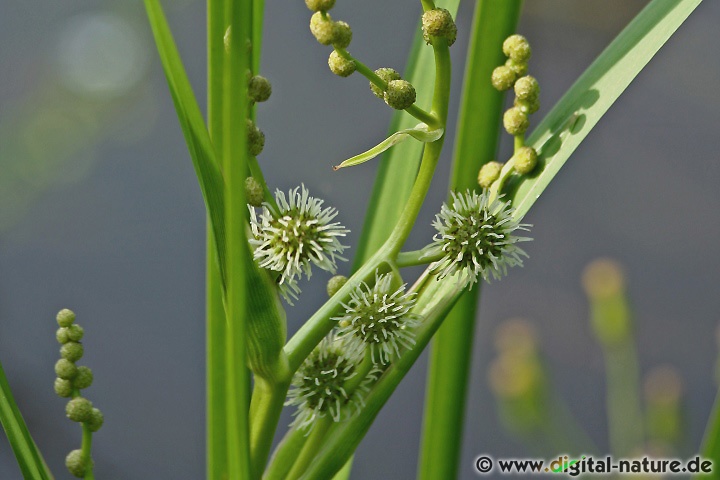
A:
[[421, 8, 457, 46], [428, 190, 531, 287], [333, 272, 419, 364], [249, 185, 349, 301], [286, 334, 364, 431]]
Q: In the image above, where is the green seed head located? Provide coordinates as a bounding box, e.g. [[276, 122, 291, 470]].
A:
[[54, 378, 73, 398], [246, 119, 265, 156], [56, 327, 70, 344], [326, 275, 348, 297], [60, 342, 84, 362], [248, 75, 272, 103], [384, 79, 416, 110], [505, 58, 528, 77], [514, 96, 540, 115], [65, 449, 92, 478], [66, 397, 93, 423], [332, 21, 352, 49], [421, 8, 457, 46], [245, 177, 264, 207], [514, 146, 538, 175], [514, 75, 539, 101], [73, 366, 94, 390], [328, 50, 356, 77], [305, 0, 335, 12], [55, 359, 78, 380], [310, 12, 337, 46], [503, 34, 532, 62], [478, 161, 503, 189], [67, 324, 84, 342], [503, 106, 529, 135], [491, 65, 517, 91], [56, 309, 76, 328], [370, 68, 401, 99], [87, 408, 104, 432]]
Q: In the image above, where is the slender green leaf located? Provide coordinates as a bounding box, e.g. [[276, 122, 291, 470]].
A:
[[333, 124, 443, 170], [418, 3, 523, 479], [352, 0, 461, 267], [507, 0, 702, 219], [0, 359, 54, 480], [144, 0, 227, 290], [206, 0, 228, 477]]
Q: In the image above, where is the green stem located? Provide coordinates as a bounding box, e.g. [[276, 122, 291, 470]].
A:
[[421, 0, 437, 11], [264, 427, 310, 480], [385, 40, 451, 255], [81, 423, 94, 480], [418, 3, 523, 479], [396, 248, 442, 268], [286, 418, 333, 479], [605, 341, 644, 456], [335, 49, 439, 129], [514, 133, 524, 152], [249, 377, 291, 478]]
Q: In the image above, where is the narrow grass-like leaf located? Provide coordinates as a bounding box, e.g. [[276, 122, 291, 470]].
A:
[[507, 0, 702, 219], [0, 359, 54, 480], [352, 0, 460, 267], [333, 124, 443, 170], [223, 0, 253, 478], [418, 2, 522, 479], [144, 0, 227, 289]]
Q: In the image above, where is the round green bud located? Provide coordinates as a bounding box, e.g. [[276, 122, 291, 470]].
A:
[[503, 106, 529, 135], [248, 75, 272, 103], [246, 119, 265, 156], [56, 327, 70, 344], [326, 275, 348, 298], [514, 146, 538, 175], [421, 8, 457, 46], [67, 324, 84, 342], [87, 408, 104, 432], [514, 75, 539, 101], [60, 342, 84, 362], [491, 65, 517, 91], [305, 0, 335, 11], [370, 68, 401, 99], [328, 50, 356, 77], [503, 34, 531, 63], [478, 161, 503, 189], [66, 397, 93, 422], [56, 309, 76, 328], [245, 177, 264, 207], [514, 96, 539, 115], [384, 79, 416, 110], [54, 378, 74, 398], [65, 449, 92, 478], [310, 12, 337, 46], [73, 366, 94, 390], [505, 58, 528, 77], [332, 21, 352, 49], [55, 359, 78, 380]]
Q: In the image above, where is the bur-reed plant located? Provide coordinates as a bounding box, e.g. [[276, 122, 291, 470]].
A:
[[0, 0, 714, 479]]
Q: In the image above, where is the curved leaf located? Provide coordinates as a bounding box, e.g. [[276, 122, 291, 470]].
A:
[[333, 124, 443, 170]]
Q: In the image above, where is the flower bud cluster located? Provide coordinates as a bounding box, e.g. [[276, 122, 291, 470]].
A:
[[53, 309, 103, 478], [421, 8, 457, 46], [369, 68, 417, 110], [305, 3, 358, 78], [480, 35, 540, 188]]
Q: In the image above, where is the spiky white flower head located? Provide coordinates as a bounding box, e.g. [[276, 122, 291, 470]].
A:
[[286, 334, 366, 431], [249, 184, 349, 301], [429, 190, 531, 287], [334, 272, 419, 365]]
